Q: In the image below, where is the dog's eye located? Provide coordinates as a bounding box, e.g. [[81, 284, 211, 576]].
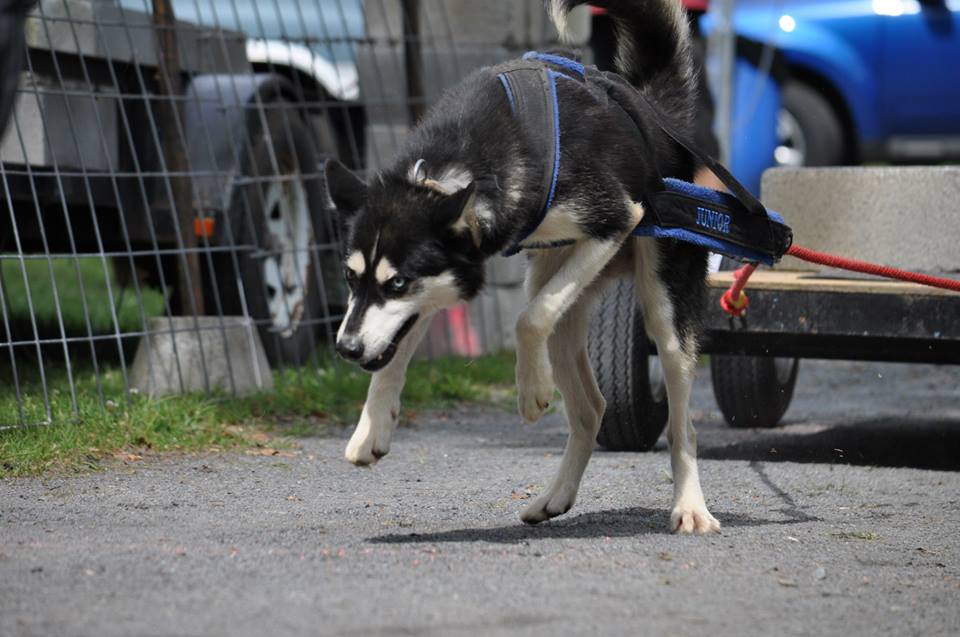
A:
[[343, 267, 358, 283], [386, 276, 408, 293]]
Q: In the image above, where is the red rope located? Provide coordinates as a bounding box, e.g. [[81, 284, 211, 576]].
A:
[[719, 244, 960, 317], [719, 263, 756, 317], [785, 245, 960, 293]]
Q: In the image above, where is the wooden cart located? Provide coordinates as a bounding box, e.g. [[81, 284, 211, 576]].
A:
[[589, 167, 960, 450]]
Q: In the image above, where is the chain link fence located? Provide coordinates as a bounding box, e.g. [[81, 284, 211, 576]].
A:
[[1, 0, 560, 428]]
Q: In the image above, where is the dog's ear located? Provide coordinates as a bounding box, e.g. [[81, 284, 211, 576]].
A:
[[435, 182, 483, 249], [325, 159, 366, 215]]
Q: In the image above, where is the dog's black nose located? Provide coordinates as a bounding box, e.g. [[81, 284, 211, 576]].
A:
[[336, 337, 364, 361]]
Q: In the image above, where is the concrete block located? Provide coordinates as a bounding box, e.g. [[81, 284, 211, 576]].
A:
[[129, 316, 273, 397], [469, 283, 525, 351], [363, 0, 550, 48], [762, 167, 960, 272], [487, 254, 526, 287], [364, 123, 409, 171], [358, 0, 564, 132], [413, 280, 523, 359], [0, 75, 118, 170]]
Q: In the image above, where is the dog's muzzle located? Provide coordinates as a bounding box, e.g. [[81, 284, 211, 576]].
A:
[[337, 314, 420, 372]]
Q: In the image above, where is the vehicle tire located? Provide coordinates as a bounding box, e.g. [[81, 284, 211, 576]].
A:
[[588, 279, 669, 452], [211, 105, 342, 366], [777, 81, 844, 167], [710, 355, 798, 428]]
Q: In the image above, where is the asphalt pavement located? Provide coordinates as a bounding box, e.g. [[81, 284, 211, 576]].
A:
[[2, 359, 960, 636]]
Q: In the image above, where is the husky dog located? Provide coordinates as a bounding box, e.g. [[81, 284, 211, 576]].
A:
[[325, 0, 720, 534]]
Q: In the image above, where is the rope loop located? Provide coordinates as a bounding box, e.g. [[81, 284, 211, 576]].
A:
[[720, 289, 749, 317]]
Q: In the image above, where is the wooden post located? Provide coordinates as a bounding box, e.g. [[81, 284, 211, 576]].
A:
[[152, 0, 204, 315]]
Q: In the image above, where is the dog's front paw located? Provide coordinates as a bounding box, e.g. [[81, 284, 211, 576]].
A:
[[517, 360, 554, 422], [670, 503, 721, 535], [344, 428, 390, 467]]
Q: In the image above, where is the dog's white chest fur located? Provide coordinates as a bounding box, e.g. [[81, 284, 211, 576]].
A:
[[518, 205, 584, 247], [519, 199, 645, 249]]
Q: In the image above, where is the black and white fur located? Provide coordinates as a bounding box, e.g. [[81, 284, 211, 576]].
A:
[[327, 0, 719, 534]]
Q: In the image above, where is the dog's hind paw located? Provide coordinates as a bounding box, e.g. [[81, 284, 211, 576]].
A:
[[519, 484, 577, 525], [670, 505, 721, 535]]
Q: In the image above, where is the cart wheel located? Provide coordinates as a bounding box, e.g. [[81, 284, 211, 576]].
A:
[[710, 355, 799, 428], [212, 105, 343, 366], [588, 279, 668, 451]]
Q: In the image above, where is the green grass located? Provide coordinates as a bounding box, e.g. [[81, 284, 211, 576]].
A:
[[1, 253, 517, 477], [1, 257, 165, 333], [0, 351, 516, 478]]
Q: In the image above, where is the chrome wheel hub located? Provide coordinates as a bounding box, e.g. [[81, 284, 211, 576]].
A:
[[775, 108, 807, 167], [262, 177, 312, 338]]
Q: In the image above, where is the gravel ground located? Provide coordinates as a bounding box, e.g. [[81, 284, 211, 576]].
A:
[[2, 360, 959, 636]]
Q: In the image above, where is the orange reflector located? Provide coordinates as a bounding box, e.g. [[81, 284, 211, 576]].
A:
[[194, 217, 215, 238]]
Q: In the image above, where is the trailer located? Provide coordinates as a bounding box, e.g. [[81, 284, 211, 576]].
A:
[[589, 166, 960, 450]]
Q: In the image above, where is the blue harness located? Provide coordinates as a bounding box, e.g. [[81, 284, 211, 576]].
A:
[[495, 52, 792, 265]]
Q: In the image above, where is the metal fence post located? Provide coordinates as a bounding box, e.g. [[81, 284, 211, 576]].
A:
[[709, 0, 737, 167], [401, 0, 425, 125]]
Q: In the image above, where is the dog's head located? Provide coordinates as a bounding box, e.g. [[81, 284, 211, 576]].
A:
[[325, 160, 486, 371]]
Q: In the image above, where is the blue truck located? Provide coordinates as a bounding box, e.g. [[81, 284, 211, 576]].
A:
[[720, 0, 960, 175]]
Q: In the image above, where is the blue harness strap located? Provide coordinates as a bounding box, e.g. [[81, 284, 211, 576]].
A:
[[523, 50, 585, 77], [494, 51, 793, 264], [496, 54, 571, 255]]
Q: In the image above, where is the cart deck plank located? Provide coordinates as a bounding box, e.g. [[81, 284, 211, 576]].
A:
[[702, 270, 960, 364], [708, 270, 959, 296]]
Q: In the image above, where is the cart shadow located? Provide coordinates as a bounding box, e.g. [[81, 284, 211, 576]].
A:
[[367, 505, 813, 545], [700, 416, 960, 471]]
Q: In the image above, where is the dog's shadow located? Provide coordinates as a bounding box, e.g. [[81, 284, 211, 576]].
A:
[[367, 505, 813, 545]]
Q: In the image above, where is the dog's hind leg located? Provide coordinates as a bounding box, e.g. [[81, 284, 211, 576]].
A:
[[520, 281, 606, 524], [634, 239, 720, 534], [345, 317, 431, 466]]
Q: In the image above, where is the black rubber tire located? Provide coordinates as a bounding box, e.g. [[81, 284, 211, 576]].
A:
[[211, 106, 340, 366], [588, 279, 669, 452], [781, 81, 845, 166], [710, 355, 799, 428]]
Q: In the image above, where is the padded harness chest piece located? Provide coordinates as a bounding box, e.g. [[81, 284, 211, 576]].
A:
[[496, 54, 576, 255]]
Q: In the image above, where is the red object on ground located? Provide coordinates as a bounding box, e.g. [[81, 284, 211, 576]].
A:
[[428, 304, 481, 357], [719, 245, 960, 317], [446, 304, 481, 356]]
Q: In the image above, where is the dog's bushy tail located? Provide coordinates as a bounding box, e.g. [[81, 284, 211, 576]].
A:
[[548, 0, 696, 133]]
